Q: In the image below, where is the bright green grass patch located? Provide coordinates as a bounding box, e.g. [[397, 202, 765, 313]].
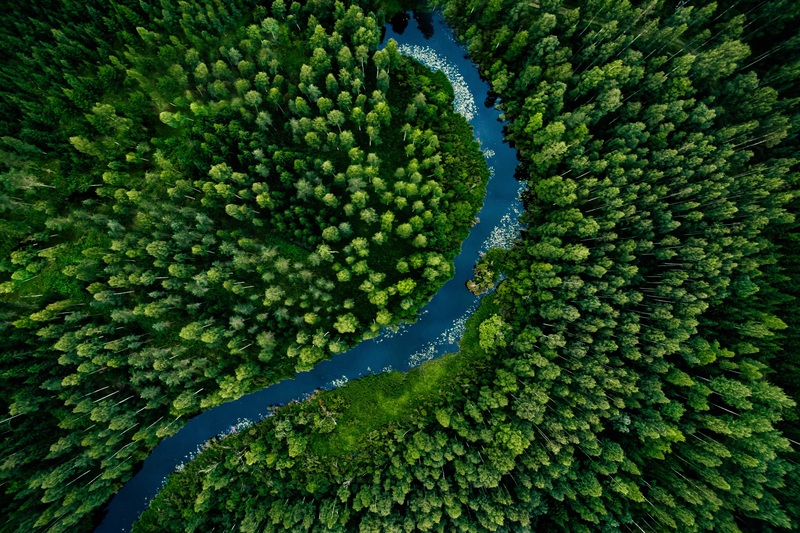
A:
[[309, 293, 499, 456]]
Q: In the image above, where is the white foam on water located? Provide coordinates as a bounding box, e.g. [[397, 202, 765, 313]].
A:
[[479, 181, 527, 254], [408, 299, 479, 367], [397, 44, 478, 121]]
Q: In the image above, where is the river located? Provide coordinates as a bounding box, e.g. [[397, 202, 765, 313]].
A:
[[95, 11, 522, 532]]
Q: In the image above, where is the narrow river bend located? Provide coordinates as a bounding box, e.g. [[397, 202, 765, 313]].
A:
[[96, 11, 522, 532]]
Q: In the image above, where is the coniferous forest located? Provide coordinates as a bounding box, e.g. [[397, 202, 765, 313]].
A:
[[0, 0, 487, 530], [2, 0, 800, 532]]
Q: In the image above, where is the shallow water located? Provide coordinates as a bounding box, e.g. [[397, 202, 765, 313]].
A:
[[95, 11, 522, 532]]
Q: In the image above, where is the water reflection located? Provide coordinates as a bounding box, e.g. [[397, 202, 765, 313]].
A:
[[389, 11, 410, 34], [413, 10, 435, 39], [95, 11, 522, 532]]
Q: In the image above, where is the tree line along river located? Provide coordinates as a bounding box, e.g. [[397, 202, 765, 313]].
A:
[[95, 11, 523, 532]]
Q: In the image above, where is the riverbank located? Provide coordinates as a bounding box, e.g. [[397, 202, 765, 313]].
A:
[[306, 293, 498, 457], [96, 9, 523, 531], [133, 293, 500, 531]]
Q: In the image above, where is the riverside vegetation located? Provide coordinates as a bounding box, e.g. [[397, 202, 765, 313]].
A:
[[134, 0, 800, 532], [0, 0, 488, 530]]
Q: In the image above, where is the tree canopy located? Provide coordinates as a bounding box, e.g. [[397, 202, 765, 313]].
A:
[[0, 0, 488, 530], [134, 0, 800, 532]]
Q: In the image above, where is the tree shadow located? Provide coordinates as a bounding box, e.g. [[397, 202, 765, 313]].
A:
[[389, 12, 410, 35], [413, 10, 435, 39]]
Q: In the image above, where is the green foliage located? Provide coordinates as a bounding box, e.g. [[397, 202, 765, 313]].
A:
[[0, 0, 487, 530], [133, 1, 800, 532]]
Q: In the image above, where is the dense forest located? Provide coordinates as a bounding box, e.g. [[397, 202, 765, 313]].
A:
[[0, 0, 489, 530], [132, 0, 800, 532]]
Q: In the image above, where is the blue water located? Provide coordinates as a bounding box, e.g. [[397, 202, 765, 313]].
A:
[[95, 11, 521, 532]]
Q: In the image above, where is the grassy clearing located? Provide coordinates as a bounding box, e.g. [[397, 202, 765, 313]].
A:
[[309, 293, 498, 456]]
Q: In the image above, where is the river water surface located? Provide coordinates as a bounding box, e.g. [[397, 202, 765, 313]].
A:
[[95, 11, 521, 532]]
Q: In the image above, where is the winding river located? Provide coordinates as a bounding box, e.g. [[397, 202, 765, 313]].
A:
[[95, 11, 522, 532]]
